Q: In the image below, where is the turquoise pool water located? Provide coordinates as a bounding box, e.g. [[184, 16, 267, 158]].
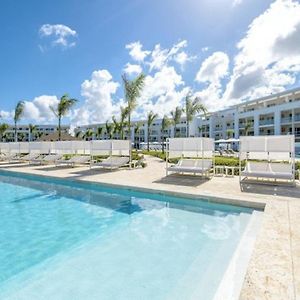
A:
[[0, 171, 255, 300]]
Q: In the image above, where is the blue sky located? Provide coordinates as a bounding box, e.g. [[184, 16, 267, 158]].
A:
[[1, 0, 300, 126]]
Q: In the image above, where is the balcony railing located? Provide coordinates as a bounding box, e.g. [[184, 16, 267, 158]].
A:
[[259, 119, 274, 126], [281, 115, 300, 123]]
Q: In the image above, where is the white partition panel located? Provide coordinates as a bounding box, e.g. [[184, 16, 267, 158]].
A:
[[29, 142, 53, 154], [54, 141, 74, 154], [19, 142, 30, 153], [72, 141, 90, 155], [0, 143, 10, 154], [90, 140, 111, 156], [111, 140, 131, 156], [9, 142, 20, 154]]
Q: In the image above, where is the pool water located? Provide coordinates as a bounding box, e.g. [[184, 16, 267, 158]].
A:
[[0, 171, 256, 300]]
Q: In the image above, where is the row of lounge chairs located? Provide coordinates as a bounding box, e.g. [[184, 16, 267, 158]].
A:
[[0, 153, 130, 170]]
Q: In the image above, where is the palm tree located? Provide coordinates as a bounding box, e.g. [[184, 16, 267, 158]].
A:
[[122, 73, 145, 140], [161, 115, 171, 153], [147, 111, 158, 151], [105, 120, 114, 139], [119, 106, 128, 139], [184, 94, 207, 137], [244, 121, 252, 136], [28, 124, 37, 141], [95, 127, 103, 140], [0, 123, 9, 142], [84, 128, 94, 140], [18, 132, 25, 142], [75, 130, 83, 139], [226, 129, 234, 139], [13, 101, 25, 142], [171, 106, 182, 138], [112, 116, 121, 138], [51, 94, 78, 141], [134, 122, 141, 149]]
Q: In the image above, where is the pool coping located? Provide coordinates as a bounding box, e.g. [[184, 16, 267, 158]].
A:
[[0, 168, 266, 211]]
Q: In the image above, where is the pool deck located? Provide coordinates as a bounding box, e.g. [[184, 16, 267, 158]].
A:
[[0, 156, 299, 300]]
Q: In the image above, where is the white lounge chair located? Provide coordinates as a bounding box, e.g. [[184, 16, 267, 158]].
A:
[[55, 155, 90, 167], [31, 154, 63, 165], [19, 153, 42, 162], [167, 159, 212, 176], [241, 161, 294, 182], [91, 156, 130, 169], [0, 153, 20, 162]]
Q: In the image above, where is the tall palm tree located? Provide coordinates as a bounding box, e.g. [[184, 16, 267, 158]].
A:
[[171, 106, 182, 138], [147, 111, 158, 151], [244, 121, 252, 136], [184, 94, 207, 137], [161, 115, 171, 153], [28, 124, 37, 141], [84, 129, 94, 140], [51, 94, 78, 141], [14, 101, 25, 142], [75, 130, 83, 139], [119, 106, 128, 139], [134, 122, 141, 149], [122, 73, 145, 140], [96, 127, 103, 140], [226, 129, 234, 139], [105, 120, 114, 139], [0, 123, 9, 142], [112, 116, 121, 138]]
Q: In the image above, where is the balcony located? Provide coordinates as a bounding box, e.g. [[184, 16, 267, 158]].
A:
[[281, 117, 292, 124], [239, 123, 253, 129], [259, 119, 274, 126]]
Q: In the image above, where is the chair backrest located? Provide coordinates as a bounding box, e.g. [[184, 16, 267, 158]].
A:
[[247, 162, 269, 172], [270, 163, 293, 174], [112, 157, 129, 165], [195, 159, 212, 169], [179, 159, 197, 167]]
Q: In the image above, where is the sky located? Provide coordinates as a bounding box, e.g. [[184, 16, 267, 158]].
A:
[[0, 0, 300, 128]]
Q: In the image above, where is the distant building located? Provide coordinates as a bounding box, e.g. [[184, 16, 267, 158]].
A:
[[2, 124, 70, 142], [74, 87, 300, 153]]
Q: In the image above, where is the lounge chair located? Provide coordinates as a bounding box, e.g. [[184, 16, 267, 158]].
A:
[[91, 156, 130, 169], [241, 161, 294, 181], [167, 159, 212, 176], [0, 153, 20, 162], [31, 154, 63, 165], [19, 153, 42, 162], [55, 155, 90, 167]]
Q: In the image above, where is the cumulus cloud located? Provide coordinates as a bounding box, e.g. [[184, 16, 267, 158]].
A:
[[123, 63, 142, 75], [125, 41, 150, 62], [195, 52, 229, 84], [23, 96, 59, 122], [72, 70, 121, 126], [232, 0, 243, 7], [224, 0, 300, 101], [39, 24, 77, 48]]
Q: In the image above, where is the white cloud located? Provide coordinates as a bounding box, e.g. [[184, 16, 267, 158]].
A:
[[232, 0, 243, 7], [0, 110, 12, 120], [135, 66, 188, 118], [39, 24, 77, 48], [195, 52, 229, 84], [23, 96, 59, 122], [201, 47, 209, 52], [174, 51, 196, 68], [72, 70, 121, 126], [125, 41, 150, 62], [123, 63, 142, 75], [148, 40, 188, 71], [223, 0, 300, 102]]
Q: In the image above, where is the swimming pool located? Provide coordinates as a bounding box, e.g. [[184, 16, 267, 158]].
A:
[[0, 171, 261, 299]]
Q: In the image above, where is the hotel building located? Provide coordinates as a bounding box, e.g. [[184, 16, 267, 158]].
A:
[[75, 87, 300, 152]]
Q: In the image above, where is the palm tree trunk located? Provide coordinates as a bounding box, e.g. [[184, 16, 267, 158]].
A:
[[147, 127, 150, 151], [58, 117, 61, 141], [14, 121, 17, 142], [186, 120, 189, 137], [162, 135, 165, 153], [128, 114, 131, 140]]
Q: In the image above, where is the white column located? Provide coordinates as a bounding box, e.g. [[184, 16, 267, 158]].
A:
[[254, 114, 259, 136], [274, 110, 281, 135], [234, 112, 239, 138]]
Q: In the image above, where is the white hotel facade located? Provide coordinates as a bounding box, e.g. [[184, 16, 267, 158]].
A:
[[75, 87, 300, 152]]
